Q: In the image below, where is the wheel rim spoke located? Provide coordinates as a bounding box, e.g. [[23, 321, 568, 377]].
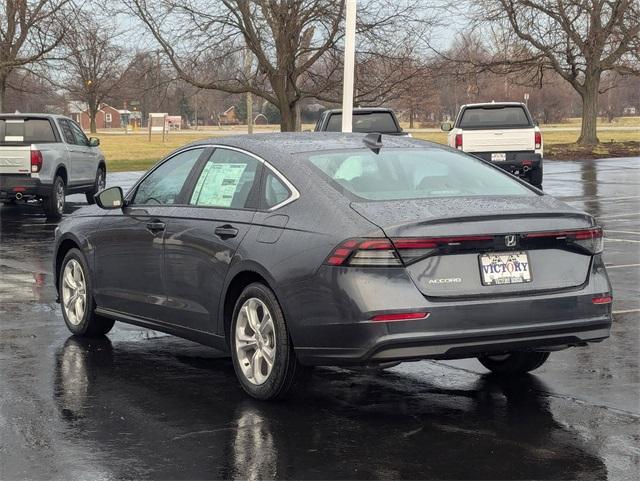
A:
[[62, 259, 86, 326], [235, 297, 277, 386]]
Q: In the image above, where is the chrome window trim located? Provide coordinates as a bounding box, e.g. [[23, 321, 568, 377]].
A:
[[125, 144, 300, 211]]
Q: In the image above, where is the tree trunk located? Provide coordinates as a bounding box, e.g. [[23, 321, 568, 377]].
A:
[[577, 75, 601, 146], [409, 104, 414, 129], [279, 99, 300, 132], [0, 76, 7, 113], [89, 109, 98, 134]]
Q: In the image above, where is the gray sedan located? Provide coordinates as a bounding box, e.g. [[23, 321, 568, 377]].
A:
[[53, 133, 613, 400]]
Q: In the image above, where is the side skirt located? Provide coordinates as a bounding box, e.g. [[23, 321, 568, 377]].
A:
[[95, 307, 229, 352]]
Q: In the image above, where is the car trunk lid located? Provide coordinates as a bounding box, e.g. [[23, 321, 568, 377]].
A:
[[351, 196, 595, 298]]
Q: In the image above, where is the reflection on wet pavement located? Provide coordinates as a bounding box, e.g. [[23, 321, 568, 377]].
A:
[[1, 163, 639, 480]]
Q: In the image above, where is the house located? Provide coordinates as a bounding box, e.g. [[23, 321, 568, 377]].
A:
[[218, 106, 240, 125], [68, 102, 122, 130]]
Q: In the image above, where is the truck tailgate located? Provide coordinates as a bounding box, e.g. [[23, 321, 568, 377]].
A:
[[0, 146, 31, 174], [463, 128, 534, 152]]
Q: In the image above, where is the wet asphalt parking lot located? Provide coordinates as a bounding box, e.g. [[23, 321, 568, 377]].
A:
[[1, 158, 639, 480]]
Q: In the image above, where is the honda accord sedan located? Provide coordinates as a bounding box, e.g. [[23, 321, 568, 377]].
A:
[[54, 133, 612, 399]]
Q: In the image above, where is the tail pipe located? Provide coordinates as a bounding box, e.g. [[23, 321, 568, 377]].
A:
[[15, 192, 23, 200]]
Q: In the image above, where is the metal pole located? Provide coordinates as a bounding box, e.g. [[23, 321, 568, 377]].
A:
[[341, 0, 357, 133], [245, 48, 253, 134]]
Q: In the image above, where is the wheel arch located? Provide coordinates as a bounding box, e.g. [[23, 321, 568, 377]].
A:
[[54, 164, 68, 184], [220, 262, 280, 347]]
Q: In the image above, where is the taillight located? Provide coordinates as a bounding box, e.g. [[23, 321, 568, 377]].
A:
[[370, 311, 429, 322], [534, 131, 542, 150], [592, 295, 613, 305], [524, 227, 603, 254], [30, 149, 43, 173], [325, 235, 494, 267], [455, 133, 463, 150]]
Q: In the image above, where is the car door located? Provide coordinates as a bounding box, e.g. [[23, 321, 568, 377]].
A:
[[57, 119, 78, 180], [68, 119, 98, 183], [162, 147, 262, 333], [92, 147, 207, 322]]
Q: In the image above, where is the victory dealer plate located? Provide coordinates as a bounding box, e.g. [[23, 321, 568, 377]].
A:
[[491, 153, 507, 161], [479, 251, 532, 286]]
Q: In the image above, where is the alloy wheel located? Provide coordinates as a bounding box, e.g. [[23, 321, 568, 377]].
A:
[[97, 170, 106, 191], [61, 259, 87, 326], [56, 180, 65, 214], [235, 297, 277, 385]]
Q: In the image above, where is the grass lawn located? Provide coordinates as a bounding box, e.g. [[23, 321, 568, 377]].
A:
[[100, 124, 639, 172]]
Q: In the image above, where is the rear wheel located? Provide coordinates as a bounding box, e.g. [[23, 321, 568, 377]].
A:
[[59, 248, 114, 336], [230, 283, 306, 400], [43, 175, 65, 219], [86, 166, 106, 204], [477, 351, 550, 375], [529, 166, 543, 188]]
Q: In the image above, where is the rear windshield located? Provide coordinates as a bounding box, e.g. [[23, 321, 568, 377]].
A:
[[306, 148, 534, 201], [325, 112, 399, 133], [0, 118, 57, 144], [458, 106, 531, 129]]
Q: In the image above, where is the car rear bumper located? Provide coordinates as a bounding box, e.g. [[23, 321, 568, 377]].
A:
[[0, 174, 49, 200], [470, 152, 542, 177], [288, 257, 612, 366]]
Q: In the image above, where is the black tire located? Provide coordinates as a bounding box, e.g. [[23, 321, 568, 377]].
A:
[[59, 248, 114, 337], [86, 166, 106, 205], [43, 175, 65, 219], [529, 166, 543, 188], [477, 351, 550, 375], [230, 282, 306, 400]]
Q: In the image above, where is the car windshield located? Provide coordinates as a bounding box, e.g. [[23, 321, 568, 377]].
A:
[[306, 148, 534, 201], [459, 106, 531, 129], [325, 112, 398, 133]]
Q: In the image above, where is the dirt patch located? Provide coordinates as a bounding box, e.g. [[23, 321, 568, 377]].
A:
[[546, 141, 640, 160]]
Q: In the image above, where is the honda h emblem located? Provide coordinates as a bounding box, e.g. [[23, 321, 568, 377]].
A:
[[505, 235, 517, 247]]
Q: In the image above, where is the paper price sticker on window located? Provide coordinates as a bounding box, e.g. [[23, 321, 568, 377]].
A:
[[191, 162, 248, 207]]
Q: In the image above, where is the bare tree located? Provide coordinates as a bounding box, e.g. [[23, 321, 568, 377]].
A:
[[123, 0, 432, 131], [471, 0, 640, 145], [0, 0, 69, 112], [58, 11, 128, 132]]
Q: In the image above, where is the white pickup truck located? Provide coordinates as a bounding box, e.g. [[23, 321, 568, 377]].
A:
[[441, 102, 543, 187], [0, 114, 106, 218]]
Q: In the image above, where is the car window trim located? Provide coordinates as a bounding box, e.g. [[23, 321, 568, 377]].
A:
[[126, 146, 210, 206]]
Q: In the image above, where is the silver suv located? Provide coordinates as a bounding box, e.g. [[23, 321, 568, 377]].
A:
[[0, 114, 106, 218]]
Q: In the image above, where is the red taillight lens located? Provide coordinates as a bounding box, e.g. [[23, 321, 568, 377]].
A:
[[455, 133, 463, 150], [592, 295, 613, 305], [524, 227, 603, 254], [30, 149, 43, 173], [371, 311, 429, 322], [325, 235, 494, 267], [534, 131, 542, 150]]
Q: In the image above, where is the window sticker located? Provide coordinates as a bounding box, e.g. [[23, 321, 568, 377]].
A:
[[191, 162, 248, 207]]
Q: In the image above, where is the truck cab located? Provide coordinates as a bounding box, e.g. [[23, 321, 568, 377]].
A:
[[442, 102, 543, 187]]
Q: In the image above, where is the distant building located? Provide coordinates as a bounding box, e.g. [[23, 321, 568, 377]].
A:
[[623, 106, 637, 116], [218, 106, 240, 125], [68, 102, 122, 130]]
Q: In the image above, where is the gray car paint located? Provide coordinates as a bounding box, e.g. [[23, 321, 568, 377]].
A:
[[54, 133, 612, 365]]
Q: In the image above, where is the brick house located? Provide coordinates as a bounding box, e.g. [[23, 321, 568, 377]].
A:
[[218, 106, 240, 125], [68, 102, 122, 130]]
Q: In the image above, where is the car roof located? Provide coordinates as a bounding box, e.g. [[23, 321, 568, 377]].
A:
[[323, 107, 395, 114], [182, 133, 440, 170], [461, 102, 526, 108], [0, 113, 68, 120]]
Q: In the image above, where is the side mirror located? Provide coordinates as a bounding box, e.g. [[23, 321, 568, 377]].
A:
[[95, 186, 124, 210], [440, 122, 453, 132], [89, 137, 100, 147]]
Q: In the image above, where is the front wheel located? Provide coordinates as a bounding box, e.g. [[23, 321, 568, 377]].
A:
[[86, 166, 106, 204], [230, 283, 306, 400], [477, 351, 550, 375], [59, 248, 114, 336], [43, 175, 65, 219]]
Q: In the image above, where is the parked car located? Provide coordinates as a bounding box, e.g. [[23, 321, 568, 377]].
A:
[[54, 133, 612, 400], [0, 114, 106, 218], [315, 107, 408, 135], [441, 102, 543, 187]]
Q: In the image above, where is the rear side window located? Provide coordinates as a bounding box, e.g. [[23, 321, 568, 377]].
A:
[[59, 120, 76, 144], [189, 149, 260, 209], [325, 112, 398, 133], [263, 171, 291, 209], [459, 106, 531, 129], [306, 148, 534, 201], [0, 118, 57, 144]]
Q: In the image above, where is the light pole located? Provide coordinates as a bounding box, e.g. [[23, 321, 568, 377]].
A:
[[341, 0, 357, 133]]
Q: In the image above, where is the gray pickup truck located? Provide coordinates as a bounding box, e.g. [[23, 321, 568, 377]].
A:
[[0, 114, 106, 218], [314, 107, 408, 135]]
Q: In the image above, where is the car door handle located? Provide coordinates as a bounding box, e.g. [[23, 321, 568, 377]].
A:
[[215, 225, 239, 239], [146, 221, 166, 232]]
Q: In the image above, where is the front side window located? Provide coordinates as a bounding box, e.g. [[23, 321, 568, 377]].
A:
[[190, 148, 260, 209], [132, 148, 204, 205], [307, 148, 534, 201], [68, 121, 90, 146]]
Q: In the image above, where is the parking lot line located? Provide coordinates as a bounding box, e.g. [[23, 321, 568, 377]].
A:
[[605, 263, 640, 269], [604, 238, 640, 243], [605, 230, 640, 235], [613, 309, 640, 314], [597, 212, 640, 220]]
